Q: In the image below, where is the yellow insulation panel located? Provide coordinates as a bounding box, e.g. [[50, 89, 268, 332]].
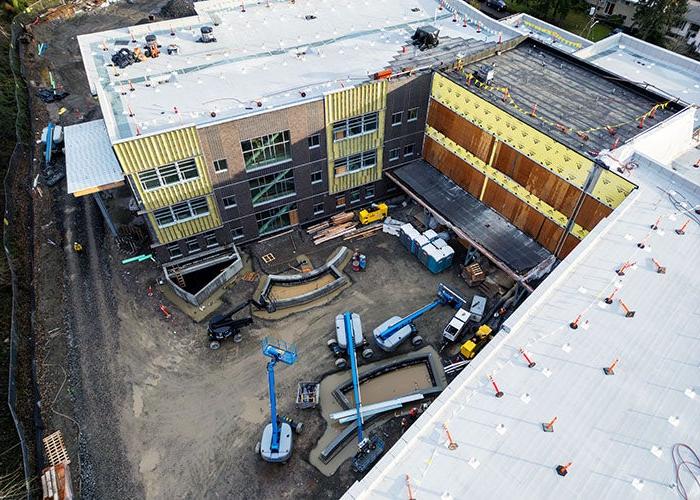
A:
[[113, 126, 203, 174], [431, 73, 594, 189], [324, 82, 387, 194], [426, 125, 589, 239], [591, 169, 637, 209], [148, 196, 222, 245], [130, 156, 213, 211]]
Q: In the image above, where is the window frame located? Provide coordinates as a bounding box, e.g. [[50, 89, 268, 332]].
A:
[[241, 130, 292, 171], [336, 195, 346, 209], [332, 112, 379, 142], [311, 170, 323, 184], [334, 150, 377, 177], [388, 148, 400, 162], [404, 143, 415, 157], [167, 243, 183, 259], [391, 111, 403, 127], [213, 158, 228, 173], [152, 197, 210, 228], [249, 169, 296, 207], [308, 134, 321, 149], [349, 190, 360, 204], [231, 227, 245, 240], [222, 194, 237, 209], [365, 186, 375, 199], [203, 231, 219, 248], [313, 202, 324, 216], [186, 237, 200, 253], [138, 158, 200, 192], [407, 107, 419, 122]]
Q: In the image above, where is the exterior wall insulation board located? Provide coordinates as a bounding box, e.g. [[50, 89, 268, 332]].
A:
[[324, 81, 387, 194], [430, 72, 595, 189]]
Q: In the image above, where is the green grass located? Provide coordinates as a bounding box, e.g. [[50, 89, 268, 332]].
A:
[[508, 0, 613, 42]]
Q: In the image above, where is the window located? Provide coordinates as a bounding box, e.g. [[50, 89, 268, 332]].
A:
[[204, 231, 218, 248], [336, 195, 346, 208], [153, 197, 210, 228], [308, 134, 320, 149], [334, 150, 377, 176], [249, 169, 296, 206], [167, 243, 182, 259], [365, 186, 375, 199], [255, 203, 296, 235], [332, 112, 378, 141], [407, 107, 418, 122], [604, 1, 614, 14], [389, 148, 400, 162], [222, 194, 237, 209], [241, 130, 292, 170], [213, 158, 228, 172], [231, 227, 244, 240], [186, 238, 200, 253], [313, 202, 324, 215], [311, 170, 323, 184], [138, 158, 199, 191], [391, 111, 403, 126], [404, 144, 415, 157], [349, 190, 360, 204]]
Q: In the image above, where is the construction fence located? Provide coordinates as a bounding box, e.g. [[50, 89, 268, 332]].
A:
[[4, 0, 68, 497]]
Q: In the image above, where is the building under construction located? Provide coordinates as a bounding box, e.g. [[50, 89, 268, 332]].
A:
[[63, 1, 700, 495]]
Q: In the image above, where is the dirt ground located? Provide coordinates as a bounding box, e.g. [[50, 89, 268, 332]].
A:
[[21, 3, 490, 499]]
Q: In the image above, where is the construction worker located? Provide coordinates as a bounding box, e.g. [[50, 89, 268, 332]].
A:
[[73, 241, 83, 253]]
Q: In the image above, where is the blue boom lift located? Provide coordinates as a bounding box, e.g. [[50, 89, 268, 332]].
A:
[[373, 283, 467, 351], [258, 338, 297, 463], [339, 312, 385, 473]]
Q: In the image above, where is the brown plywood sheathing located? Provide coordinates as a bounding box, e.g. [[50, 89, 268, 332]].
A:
[[427, 100, 494, 164]]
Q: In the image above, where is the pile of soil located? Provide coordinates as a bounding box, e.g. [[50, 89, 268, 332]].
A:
[[159, 0, 196, 19]]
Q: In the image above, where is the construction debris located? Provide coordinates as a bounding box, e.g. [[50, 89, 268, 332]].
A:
[[41, 462, 73, 500], [296, 382, 320, 409]]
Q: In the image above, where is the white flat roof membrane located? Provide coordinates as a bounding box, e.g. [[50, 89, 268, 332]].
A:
[[64, 119, 124, 195], [77, 0, 516, 141], [344, 152, 700, 499]]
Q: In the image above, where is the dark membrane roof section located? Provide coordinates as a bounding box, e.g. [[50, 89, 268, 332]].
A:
[[391, 159, 552, 275]]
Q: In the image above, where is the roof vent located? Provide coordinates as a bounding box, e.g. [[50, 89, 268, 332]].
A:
[[475, 64, 495, 84], [305, 14, 317, 20], [411, 25, 439, 51], [199, 26, 217, 43]]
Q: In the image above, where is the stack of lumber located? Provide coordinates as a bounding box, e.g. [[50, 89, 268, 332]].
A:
[[331, 212, 355, 225], [311, 222, 358, 244], [307, 212, 384, 245], [343, 223, 382, 241]]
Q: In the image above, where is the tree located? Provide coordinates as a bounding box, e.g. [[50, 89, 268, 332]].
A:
[[633, 0, 688, 45], [526, 0, 575, 22]]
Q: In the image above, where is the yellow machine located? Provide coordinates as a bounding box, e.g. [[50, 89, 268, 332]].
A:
[[460, 325, 492, 360], [358, 203, 388, 225]]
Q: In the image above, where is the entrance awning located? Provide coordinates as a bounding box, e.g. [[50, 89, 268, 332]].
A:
[[65, 119, 124, 197], [388, 160, 552, 278]]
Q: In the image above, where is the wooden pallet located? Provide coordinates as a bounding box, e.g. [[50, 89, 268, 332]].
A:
[[261, 253, 276, 264], [43, 431, 70, 466], [242, 272, 259, 282]]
